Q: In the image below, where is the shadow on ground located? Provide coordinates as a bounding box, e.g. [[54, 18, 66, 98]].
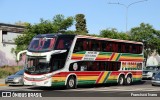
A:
[[26, 80, 149, 91]]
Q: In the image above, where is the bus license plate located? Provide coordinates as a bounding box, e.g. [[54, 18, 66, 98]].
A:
[[32, 82, 36, 85]]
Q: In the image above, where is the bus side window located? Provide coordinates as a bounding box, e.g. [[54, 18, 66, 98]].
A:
[[88, 40, 92, 51], [118, 43, 122, 52], [80, 63, 87, 71], [105, 62, 109, 71], [132, 45, 137, 53], [94, 62, 99, 71], [97, 41, 102, 51], [129, 45, 132, 53], [122, 43, 126, 53], [102, 41, 106, 52], [117, 62, 121, 71], [106, 42, 111, 52], [139, 45, 143, 54], [107, 62, 111, 71], [113, 62, 120, 71], [112, 63, 115, 71], [100, 62, 105, 71], [125, 44, 130, 53], [83, 40, 88, 51], [73, 39, 83, 52], [92, 41, 101, 51], [137, 45, 143, 54], [112, 42, 118, 52], [92, 40, 98, 51]]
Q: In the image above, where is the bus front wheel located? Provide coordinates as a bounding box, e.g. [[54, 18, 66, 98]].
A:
[[66, 76, 76, 89]]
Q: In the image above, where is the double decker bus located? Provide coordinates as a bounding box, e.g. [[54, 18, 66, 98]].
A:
[[17, 34, 144, 89]]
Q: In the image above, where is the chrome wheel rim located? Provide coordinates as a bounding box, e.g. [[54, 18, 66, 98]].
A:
[[120, 77, 123, 85], [69, 79, 74, 87], [127, 77, 131, 84]]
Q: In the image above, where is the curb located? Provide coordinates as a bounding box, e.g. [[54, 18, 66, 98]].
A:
[[0, 84, 7, 86]]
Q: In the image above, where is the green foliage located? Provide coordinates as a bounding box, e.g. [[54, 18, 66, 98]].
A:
[[15, 21, 30, 26], [0, 70, 12, 78], [13, 14, 74, 55], [52, 15, 74, 32], [75, 14, 88, 34], [0, 66, 22, 78], [130, 23, 160, 58], [100, 28, 130, 40]]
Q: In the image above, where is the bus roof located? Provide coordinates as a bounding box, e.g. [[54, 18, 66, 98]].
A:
[[77, 35, 143, 45], [34, 33, 76, 38], [33, 34, 143, 45]]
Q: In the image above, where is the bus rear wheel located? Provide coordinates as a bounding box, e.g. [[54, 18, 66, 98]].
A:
[[118, 75, 125, 85], [66, 76, 76, 89], [125, 75, 132, 85]]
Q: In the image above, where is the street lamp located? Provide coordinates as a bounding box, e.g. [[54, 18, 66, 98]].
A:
[[108, 0, 148, 33]]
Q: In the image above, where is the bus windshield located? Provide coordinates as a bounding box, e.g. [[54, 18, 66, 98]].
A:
[[25, 57, 51, 74], [28, 37, 56, 52]]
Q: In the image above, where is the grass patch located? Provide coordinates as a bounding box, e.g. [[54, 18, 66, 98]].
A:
[[0, 66, 23, 78]]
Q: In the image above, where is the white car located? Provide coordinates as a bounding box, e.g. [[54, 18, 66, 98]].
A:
[[142, 66, 160, 79]]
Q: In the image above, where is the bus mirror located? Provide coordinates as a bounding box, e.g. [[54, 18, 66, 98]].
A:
[[17, 50, 27, 61]]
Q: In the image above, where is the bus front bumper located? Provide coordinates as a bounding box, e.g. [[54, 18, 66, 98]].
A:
[[23, 77, 52, 87]]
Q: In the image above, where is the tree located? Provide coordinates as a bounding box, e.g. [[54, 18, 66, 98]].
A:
[[15, 21, 29, 26], [75, 14, 88, 34], [13, 14, 74, 55], [52, 14, 74, 33], [100, 28, 130, 40], [130, 23, 160, 58]]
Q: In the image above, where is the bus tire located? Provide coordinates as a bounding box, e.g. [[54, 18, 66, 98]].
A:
[[125, 75, 132, 85], [118, 75, 125, 85], [152, 84, 155, 86], [66, 76, 76, 89]]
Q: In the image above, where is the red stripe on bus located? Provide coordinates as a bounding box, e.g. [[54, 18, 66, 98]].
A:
[[119, 59, 143, 61], [109, 53, 115, 60], [95, 58, 109, 60], [96, 72, 104, 83], [71, 57, 83, 60], [53, 72, 101, 76]]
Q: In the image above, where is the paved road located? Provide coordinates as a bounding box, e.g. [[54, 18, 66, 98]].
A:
[[0, 80, 160, 97], [0, 80, 156, 91]]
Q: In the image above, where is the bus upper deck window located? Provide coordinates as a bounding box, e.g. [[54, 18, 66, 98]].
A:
[[83, 41, 88, 50]]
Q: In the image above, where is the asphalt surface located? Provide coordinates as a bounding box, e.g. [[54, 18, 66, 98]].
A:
[[0, 80, 150, 91], [0, 80, 160, 97], [1, 80, 160, 100]]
